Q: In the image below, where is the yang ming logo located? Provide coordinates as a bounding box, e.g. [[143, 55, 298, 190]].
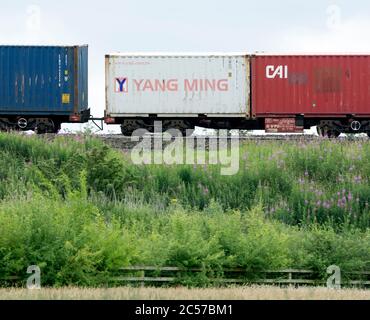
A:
[[115, 77, 128, 93]]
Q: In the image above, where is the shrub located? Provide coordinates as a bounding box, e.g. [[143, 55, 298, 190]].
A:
[[0, 195, 133, 287]]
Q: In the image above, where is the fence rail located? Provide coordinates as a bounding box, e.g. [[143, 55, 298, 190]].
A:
[[112, 266, 370, 287], [2, 266, 369, 287]]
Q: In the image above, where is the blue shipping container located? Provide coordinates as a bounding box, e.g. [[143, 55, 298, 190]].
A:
[[0, 45, 89, 118]]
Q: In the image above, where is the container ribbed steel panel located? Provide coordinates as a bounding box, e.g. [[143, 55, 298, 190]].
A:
[[0, 45, 88, 116], [105, 53, 250, 117], [252, 54, 370, 117]]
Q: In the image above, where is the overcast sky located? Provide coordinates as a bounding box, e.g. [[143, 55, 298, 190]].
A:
[[1, 0, 370, 132]]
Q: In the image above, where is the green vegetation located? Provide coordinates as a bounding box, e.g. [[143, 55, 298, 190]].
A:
[[0, 133, 369, 287]]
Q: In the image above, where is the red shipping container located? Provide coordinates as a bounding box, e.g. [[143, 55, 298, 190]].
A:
[[251, 54, 370, 118]]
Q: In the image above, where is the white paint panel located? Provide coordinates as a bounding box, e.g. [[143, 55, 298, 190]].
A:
[[105, 54, 250, 117]]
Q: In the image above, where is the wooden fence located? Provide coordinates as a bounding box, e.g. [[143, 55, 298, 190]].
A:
[[111, 266, 370, 287], [2, 267, 369, 287]]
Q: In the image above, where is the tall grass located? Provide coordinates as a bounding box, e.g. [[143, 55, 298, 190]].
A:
[[1, 286, 369, 300], [0, 133, 368, 229]]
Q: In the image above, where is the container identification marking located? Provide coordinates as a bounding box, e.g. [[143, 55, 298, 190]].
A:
[[266, 65, 288, 79], [115, 78, 229, 93], [115, 78, 128, 93], [62, 94, 70, 104]]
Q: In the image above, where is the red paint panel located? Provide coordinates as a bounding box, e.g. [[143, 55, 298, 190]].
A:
[[252, 55, 370, 117]]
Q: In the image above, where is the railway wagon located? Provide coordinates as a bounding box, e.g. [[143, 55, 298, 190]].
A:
[[252, 54, 370, 137], [105, 52, 370, 137], [0, 45, 90, 133], [104, 52, 253, 136]]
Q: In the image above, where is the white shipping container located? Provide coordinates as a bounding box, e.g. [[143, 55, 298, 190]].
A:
[[105, 53, 250, 117]]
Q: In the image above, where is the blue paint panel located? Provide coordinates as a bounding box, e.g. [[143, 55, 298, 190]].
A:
[[0, 45, 89, 116], [77, 46, 88, 112]]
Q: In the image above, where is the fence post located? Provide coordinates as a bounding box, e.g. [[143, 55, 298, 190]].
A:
[[141, 270, 145, 288]]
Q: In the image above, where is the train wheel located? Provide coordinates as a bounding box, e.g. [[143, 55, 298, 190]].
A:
[[317, 126, 340, 138], [121, 125, 135, 137], [52, 122, 61, 134], [162, 120, 195, 137], [35, 119, 56, 134], [35, 123, 46, 135], [328, 130, 341, 138], [316, 126, 323, 137], [121, 120, 144, 137]]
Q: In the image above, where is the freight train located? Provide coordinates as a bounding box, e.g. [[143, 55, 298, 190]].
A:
[[105, 52, 370, 138], [1, 46, 370, 137]]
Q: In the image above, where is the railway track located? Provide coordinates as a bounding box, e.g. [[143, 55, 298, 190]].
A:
[[99, 134, 319, 140], [37, 133, 369, 150], [101, 135, 369, 150]]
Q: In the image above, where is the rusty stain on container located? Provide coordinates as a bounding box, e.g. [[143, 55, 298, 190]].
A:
[[314, 67, 342, 93]]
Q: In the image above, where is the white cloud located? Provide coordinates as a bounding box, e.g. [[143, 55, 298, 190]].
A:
[[281, 16, 370, 52], [0, 5, 68, 45]]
